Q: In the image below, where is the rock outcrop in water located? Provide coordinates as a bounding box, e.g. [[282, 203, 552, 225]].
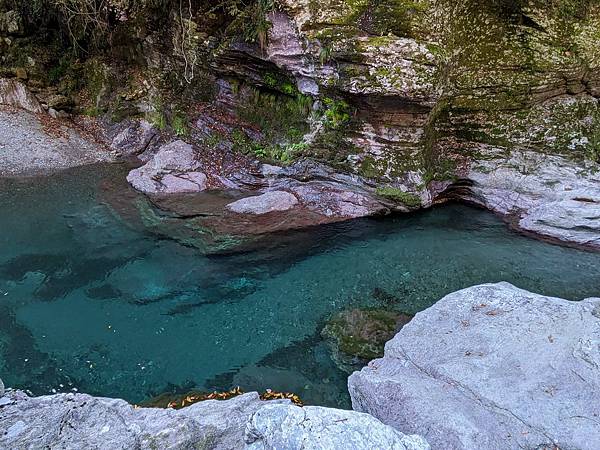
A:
[[348, 282, 600, 450]]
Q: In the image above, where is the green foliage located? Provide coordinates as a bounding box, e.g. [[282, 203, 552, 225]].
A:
[[218, 0, 275, 50], [376, 187, 422, 207], [322, 97, 352, 129], [231, 129, 308, 164], [171, 113, 189, 137], [47, 55, 73, 84]]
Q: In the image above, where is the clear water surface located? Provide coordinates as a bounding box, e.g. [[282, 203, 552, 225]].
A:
[[1, 163, 599, 408]]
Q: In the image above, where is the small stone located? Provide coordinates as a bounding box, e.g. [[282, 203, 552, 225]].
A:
[[15, 68, 27, 80]]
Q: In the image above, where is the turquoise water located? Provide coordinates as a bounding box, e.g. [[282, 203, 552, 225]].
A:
[[1, 163, 600, 408]]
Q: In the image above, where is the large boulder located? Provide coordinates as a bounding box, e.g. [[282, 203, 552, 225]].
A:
[[0, 390, 284, 450], [245, 403, 430, 450], [0, 79, 42, 113], [349, 282, 600, 450], [127, 140, 208, 194]]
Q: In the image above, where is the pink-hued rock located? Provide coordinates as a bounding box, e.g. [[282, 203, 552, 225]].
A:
[[127, 140, 207, 194]]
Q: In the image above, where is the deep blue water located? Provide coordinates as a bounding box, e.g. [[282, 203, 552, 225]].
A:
[[1, 163, 599, 408]]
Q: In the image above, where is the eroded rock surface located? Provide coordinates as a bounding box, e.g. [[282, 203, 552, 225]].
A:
[[0, 389, 430, 450], [0, 391, 285, 450], [465, 149, 600, 249], [349, 282, 600, 450], [245, 403, 430, 450]]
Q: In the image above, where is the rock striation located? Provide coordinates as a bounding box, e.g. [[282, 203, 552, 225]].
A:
[[349, 282, 600, 450], [0, 79, 42, 113], [466, 149, 600, 249]]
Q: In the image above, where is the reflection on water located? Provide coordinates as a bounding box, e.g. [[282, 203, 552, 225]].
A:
[[1, 163, 599, 408]]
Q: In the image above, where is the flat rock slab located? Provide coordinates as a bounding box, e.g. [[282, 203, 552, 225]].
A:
[[0, 391, 283, 450], [226, 190, 299, 214], [349, 282, 600, 450], [245, 403, 429, 450]]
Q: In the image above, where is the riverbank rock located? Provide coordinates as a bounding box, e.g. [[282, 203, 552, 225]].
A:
[[322, 308, 412, 373], [126, 140, 207, 194], [0, 390, 286, 449], [226, 190, 299, 215], [245, 403, 430, 450], [0, 78, 42, 113], [0, 108, 113, 176], [466, 149, 600, 249], [348, 282, 600, 450]]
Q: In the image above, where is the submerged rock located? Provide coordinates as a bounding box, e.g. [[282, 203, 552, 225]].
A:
[[349, 282, 600, 450], [226, 191, 299, 215], [245, 403, 430, 450], [127, 140, 207, 194], [0, 390, 285, 450], [322, 308, 412, 373]]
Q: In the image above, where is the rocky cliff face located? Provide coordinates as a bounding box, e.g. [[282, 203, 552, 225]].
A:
[[1, 1, 599, 248]]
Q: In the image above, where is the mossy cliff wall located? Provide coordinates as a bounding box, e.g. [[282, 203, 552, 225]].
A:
[[1, 0, 599, 199]]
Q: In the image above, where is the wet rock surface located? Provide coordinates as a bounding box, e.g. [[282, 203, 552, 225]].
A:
[[349, 282, 600, 450], [245, 403, 430, 450]]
